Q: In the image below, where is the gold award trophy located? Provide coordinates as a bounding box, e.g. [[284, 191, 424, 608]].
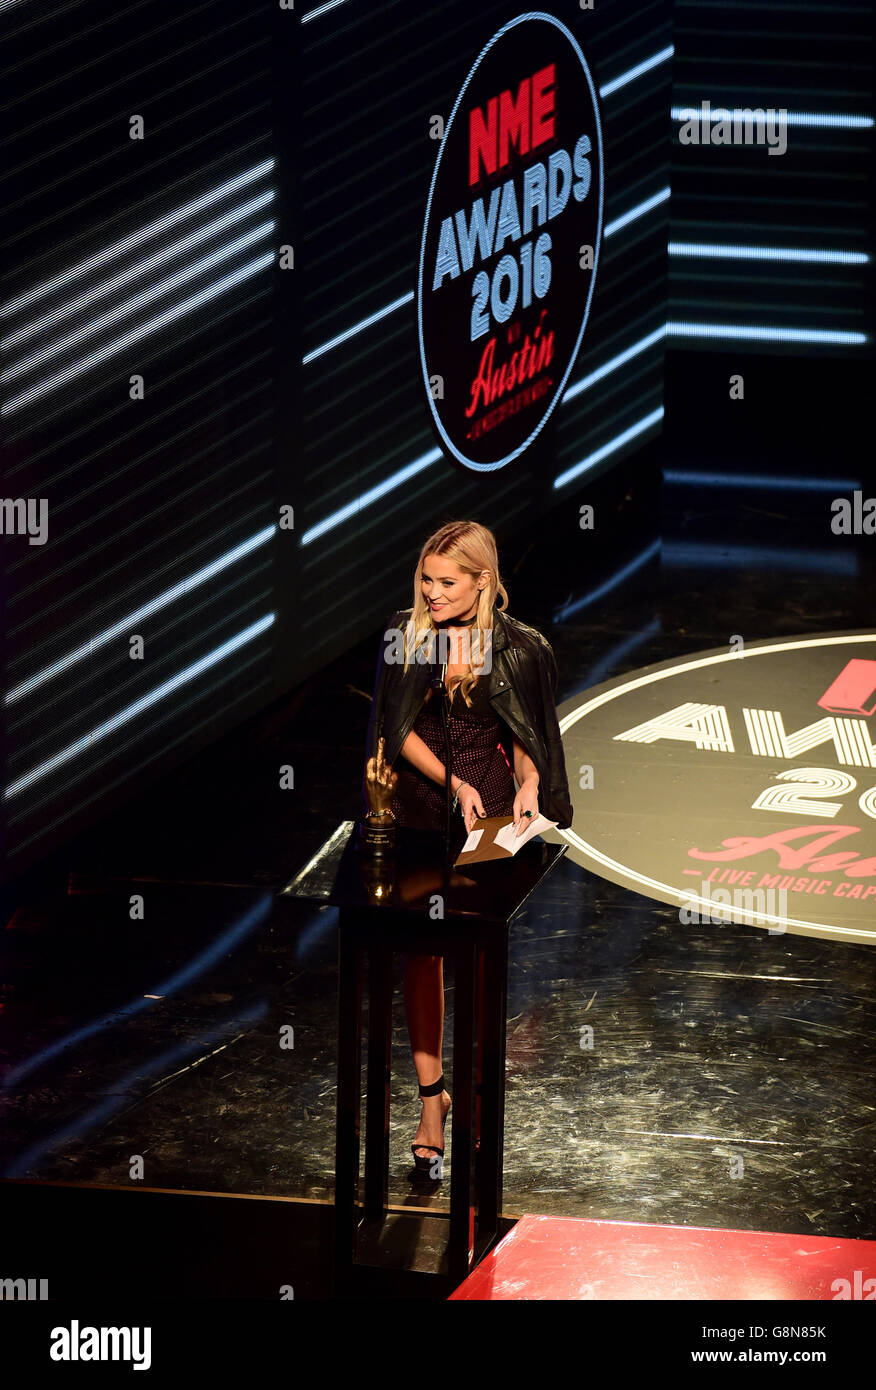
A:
[[360, 735, 398, 855]]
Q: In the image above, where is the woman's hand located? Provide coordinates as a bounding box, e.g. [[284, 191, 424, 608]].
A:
[[457, 782, 486, 833], [512, 776, 540, 837]]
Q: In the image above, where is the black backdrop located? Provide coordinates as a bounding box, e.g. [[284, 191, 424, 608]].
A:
[[5, 0, 871, 883], [0, 0, 672, 881]]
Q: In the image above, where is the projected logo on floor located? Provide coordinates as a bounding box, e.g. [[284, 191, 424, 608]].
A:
[[557, 633, 876, 944], [418, 12, 603, 472]]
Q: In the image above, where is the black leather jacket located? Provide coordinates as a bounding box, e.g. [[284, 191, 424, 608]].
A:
[[363, 605, 574, 829]]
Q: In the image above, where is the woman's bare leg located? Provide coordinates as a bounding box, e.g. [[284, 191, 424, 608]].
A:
[[404, 953, 451, 1159]]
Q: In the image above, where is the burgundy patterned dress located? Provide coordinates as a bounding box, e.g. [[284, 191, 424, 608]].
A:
[[390, 672, 516, 830]]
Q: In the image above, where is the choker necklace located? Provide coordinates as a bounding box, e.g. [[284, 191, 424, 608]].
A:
[[433, 610, 478, 626]]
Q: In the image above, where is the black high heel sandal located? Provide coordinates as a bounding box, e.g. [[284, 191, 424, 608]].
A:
[[411, 1073, 451, 1176]]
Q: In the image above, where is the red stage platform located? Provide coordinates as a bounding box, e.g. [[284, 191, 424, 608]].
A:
[[450, 1214, 876, 1300]]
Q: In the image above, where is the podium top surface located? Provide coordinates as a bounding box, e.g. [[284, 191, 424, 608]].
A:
[[279, 821, 567, 927]]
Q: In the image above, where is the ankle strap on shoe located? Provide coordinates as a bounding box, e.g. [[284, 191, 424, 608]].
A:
[[418, 1073, 445, 1097]]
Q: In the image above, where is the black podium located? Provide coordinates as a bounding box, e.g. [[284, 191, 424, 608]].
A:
[[280, 819, 566, 1293]]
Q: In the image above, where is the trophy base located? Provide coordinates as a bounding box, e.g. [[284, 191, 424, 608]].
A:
[[358, 816, 397, 855]]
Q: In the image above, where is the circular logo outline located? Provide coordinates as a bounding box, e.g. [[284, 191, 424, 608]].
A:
[[417, 10, 605, 473], [556, 631, 876, 944]]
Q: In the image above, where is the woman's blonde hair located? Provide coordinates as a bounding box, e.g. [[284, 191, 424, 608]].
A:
[[401, 520, 509, 708]]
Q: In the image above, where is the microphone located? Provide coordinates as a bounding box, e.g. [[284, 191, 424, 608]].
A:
[[432, 657, 453, 862]]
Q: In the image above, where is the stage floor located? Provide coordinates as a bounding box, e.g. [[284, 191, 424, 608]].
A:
[[2, 477, 875, 1252]]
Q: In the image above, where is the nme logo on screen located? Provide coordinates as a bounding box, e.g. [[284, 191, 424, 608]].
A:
[[418, 14, 603, 472]]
